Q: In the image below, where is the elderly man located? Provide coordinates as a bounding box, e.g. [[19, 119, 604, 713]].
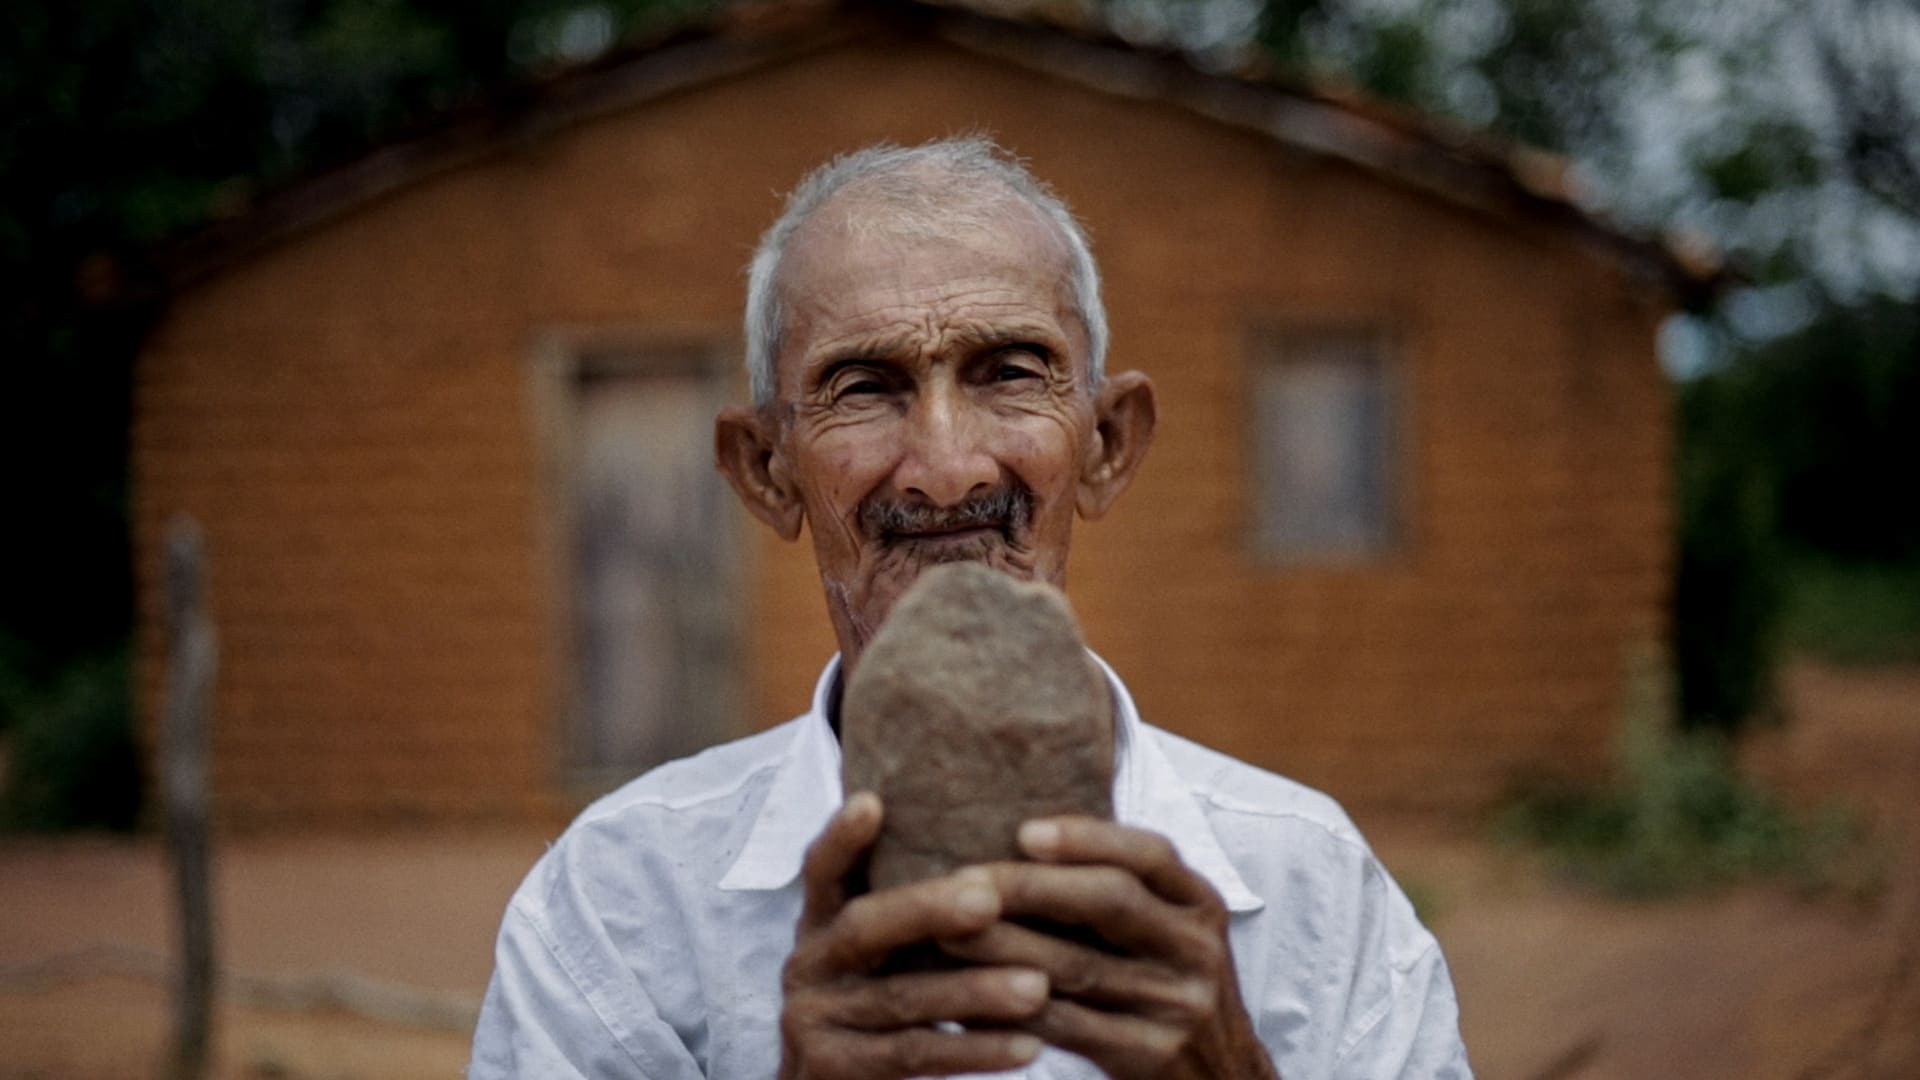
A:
[[471, 137, 1470, 1079]]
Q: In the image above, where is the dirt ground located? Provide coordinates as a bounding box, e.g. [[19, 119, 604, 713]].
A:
[[1, 658, 1915, 1079]]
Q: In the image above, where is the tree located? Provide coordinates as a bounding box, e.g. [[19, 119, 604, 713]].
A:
[[0, 0, 699, 825]]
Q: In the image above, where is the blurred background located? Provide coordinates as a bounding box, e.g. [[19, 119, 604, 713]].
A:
[[2, 0, 1916, 1076]]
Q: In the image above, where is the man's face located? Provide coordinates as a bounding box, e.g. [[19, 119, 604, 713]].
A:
[[768, 200, 1100, 658]]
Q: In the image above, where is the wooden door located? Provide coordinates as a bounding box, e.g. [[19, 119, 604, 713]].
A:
[[565, 353, 741, 786]]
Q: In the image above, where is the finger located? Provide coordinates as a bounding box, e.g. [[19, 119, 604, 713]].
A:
[[792, 868, 1004, 978], [977, 861, 1209, 959], [801, 1026, 1044, 1079], [1018, 818, 1216, 906], [800, 791, 884, 931], [828, 966, 1050, 1030], [1022, 996, 1189, 1071], [941, 922, 1212, 1014]]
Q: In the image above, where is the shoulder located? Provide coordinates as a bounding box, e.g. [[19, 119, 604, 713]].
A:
[[575, 719, 802, 822], [514, 720, 804, 913], [1143, 724, 1368, 848], [1143, 724, 1435, 965], [475, 728, 811, 1079]]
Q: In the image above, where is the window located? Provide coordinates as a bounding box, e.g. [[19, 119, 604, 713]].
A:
[[1247, 327, 1402, 559]]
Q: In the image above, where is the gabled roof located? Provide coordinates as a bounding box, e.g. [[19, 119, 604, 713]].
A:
[[159, 0, 1721, 304]]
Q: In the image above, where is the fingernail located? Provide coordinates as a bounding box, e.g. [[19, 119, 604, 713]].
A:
[[1018, 820, 1061, 856], [1007, 1033, 1043, 1061], [1007, 970, 1048, 1002], [955, 884, 999, 919]]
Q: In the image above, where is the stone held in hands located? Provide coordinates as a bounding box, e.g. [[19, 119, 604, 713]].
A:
[[841, 562, 1114, 894]]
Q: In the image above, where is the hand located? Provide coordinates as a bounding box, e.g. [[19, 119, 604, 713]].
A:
[[778, 792, 1051, 1080], [941, 817, 1280, 1080]]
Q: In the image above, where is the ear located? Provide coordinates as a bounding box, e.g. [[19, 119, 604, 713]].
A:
[[1076, 370, 1157, 520], [715, 405, 804, 540]]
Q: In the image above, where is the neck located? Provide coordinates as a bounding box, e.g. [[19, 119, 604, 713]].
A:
[[825, 665, 846, 738]]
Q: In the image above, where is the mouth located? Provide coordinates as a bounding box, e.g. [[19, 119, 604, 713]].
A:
[[859, 485, 1033, 560], [886, 524, 1007, 550]]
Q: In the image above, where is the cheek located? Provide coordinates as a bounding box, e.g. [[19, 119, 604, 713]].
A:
[[999, 415, 1085, 498], [801, 430, 896, 521]]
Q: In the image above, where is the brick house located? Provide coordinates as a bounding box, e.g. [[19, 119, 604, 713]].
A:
[[133, 1, 1711, 826]]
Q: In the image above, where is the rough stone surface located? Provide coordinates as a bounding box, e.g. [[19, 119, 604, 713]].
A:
[[842, 562, 1113, 894]]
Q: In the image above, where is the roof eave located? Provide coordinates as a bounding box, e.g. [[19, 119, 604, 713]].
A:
[[926, 8, 1723, 307], [155, 0, 1723, 307], [155, 12, 862, 292]]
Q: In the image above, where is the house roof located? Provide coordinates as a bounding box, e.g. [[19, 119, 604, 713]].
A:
[[158, 0, 1723, 305]]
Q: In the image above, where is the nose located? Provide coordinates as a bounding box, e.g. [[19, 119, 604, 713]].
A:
[[893, 382, 999, 507]]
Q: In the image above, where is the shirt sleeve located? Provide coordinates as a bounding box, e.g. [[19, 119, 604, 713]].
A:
[[1332, 939, 1473, 1080], [468, 896, 707, 1079], [1226, 807, 1473, 1080]]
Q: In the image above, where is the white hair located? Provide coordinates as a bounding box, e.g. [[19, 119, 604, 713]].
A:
[[742, 136, 1109, 406]]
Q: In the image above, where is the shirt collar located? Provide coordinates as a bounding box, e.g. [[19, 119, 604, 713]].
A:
[[719, 655, 1263, 913]]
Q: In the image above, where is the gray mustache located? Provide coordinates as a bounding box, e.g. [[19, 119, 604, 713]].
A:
[[860, 486, 1033, 539]]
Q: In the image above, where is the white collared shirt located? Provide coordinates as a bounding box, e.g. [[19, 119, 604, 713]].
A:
[[471, 657, 1472, 1078]]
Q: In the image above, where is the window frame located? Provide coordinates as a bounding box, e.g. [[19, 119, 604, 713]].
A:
[[1241, 321, 1410, 566], [526, 328, 748, 797]]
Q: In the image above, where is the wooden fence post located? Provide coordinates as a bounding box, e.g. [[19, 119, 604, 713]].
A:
[[164, 516, 217, 1080]]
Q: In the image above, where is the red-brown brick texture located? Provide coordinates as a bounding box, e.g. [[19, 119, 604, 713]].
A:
[[133, 25, 1675, 825]]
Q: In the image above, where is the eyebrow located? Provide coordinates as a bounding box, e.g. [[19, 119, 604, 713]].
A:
[[941, 323, 1065, 358], [811, 331, 919, 368], [803, 334, 915, 395], [803, 322, 1068, 387]]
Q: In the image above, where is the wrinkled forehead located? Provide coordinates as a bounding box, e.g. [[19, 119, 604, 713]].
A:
[[774, 211, 1082, 372], [781, 176, 1075, 293]]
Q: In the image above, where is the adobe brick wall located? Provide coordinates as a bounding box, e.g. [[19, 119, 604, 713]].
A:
[[133, 35, 1672, 825]]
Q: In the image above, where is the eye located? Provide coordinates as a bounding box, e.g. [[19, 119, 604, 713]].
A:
[[824, 364, 893, 401], [989, 345, 1050, 383]]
